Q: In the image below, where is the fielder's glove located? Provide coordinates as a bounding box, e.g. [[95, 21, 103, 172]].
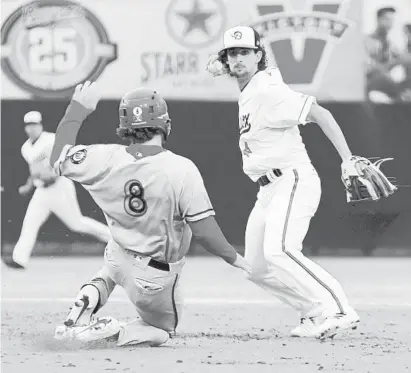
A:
[[341, 156, 397, 203], [204, 54, 227, 77]]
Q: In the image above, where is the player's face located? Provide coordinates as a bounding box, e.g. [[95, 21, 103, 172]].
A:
[[226, 48, 261, 78], [24, 123, 43, 141], [378, 12, 395, 31]]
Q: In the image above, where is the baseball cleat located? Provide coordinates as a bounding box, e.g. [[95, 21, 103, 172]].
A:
[[54, 316, 121, 342], [290, 317, 320, 338], [1, 256, 26, 269], [316, 311, 360, 340]]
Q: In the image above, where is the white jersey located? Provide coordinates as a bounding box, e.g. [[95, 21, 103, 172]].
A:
[[238, 68, 315, 182], [54, 143, 215, 263], [21, 131, 57, 187]]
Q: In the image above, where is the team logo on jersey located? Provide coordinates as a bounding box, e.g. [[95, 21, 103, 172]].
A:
[[249, 0, 354, 90], [165, 0, 226, 49], [1, 0, 117, 98], [239, 113, 251, 135], [70, 149, 87, 164]]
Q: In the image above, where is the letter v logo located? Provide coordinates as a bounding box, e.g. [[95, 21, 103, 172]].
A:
[[250, 0, 353, 89]]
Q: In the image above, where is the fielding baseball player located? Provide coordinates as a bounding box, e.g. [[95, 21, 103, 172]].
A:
[[2, 111, 111, 269], [205, 26, 396, 339], [49, 82, 251, 346]]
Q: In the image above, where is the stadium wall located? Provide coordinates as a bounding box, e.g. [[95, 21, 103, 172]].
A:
[[2, 101, 411, 255]]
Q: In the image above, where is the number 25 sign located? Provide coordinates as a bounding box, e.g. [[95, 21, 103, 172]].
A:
[[1, 0, 117, 98]]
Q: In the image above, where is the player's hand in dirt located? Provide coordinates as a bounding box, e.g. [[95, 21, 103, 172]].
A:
[[18, 184, 33, 196], [72, 81, 101, 111], [232, 253, 251, 275]]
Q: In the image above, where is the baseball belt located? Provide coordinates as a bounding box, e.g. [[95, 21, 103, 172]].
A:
[[126, 250, 170, 271], [257, 168, 283, 186], [147, 258, 170, 272]]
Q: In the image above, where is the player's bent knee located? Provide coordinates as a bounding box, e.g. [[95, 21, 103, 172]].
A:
[[117, 319, 169, 347]]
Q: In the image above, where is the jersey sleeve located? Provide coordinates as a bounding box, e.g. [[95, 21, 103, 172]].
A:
[[264, 84, 316, 128], [54, 144, 116, 185], [179, 161, 215, 222], [21, 143, 28, 163], [44, 133, 56, 159]]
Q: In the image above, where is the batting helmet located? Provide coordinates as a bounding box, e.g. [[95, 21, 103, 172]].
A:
[[118, 88, 171, 139]]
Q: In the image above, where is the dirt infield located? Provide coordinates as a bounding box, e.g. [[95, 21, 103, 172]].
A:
[[1, 257, 411, 373]]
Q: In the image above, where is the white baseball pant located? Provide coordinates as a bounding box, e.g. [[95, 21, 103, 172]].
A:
[[12, 177, 111, 266], [93, 240, 185, 334], [245, 163, 352, 319]]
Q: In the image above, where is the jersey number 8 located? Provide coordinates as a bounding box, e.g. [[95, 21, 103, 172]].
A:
[[124, 180, 147, 217]]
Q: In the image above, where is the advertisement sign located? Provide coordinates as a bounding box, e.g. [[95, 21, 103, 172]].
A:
[[1, 0, 117, 99], [1, 0, 364, 101]]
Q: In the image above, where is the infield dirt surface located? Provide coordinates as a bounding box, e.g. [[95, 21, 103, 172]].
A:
[[1, 256, 410, 373]]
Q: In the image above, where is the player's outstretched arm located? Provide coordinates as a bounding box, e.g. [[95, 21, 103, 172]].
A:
[[50, 81, 100, 167], [307, 102, 396, 202], [307, 102, 352, 161], [188, 216, 251, 275], [179, 159, 251, 274]]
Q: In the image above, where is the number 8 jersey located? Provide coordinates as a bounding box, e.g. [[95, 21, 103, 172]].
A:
[[54, 143, 215, 263]]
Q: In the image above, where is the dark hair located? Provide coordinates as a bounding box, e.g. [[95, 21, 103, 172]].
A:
[[377, 7, 396, 18], [219, 46, 268, 76], [116, 127, 165, 143]]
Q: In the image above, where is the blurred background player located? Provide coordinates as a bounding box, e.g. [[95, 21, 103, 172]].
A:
[[206, 26, 364, 340], [365, 7, 411, 102], [50, 82, 250, 346], [2, 110, 111, 269]]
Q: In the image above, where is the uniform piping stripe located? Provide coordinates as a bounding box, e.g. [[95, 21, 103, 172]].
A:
[[185, 208, 214, 218], [297, 96, 309, 123], [282, 169, 345, 314], [171, 274, 179, 331]]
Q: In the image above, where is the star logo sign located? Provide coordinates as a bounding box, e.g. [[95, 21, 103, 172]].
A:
[[178, 0, 214, 37], [166, 0, 226, 49]]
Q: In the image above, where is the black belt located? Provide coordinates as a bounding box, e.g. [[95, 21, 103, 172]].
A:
[[129, 251, 170, 271], [148, 258, 170, 272], [257, 169, 283, 186]]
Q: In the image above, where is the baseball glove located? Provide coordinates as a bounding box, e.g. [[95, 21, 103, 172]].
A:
[[341, 156, 397, 203]]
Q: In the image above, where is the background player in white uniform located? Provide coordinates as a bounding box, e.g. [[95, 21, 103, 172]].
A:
[[50, 82, 250, 346], [206, 26, 365, 340], [2, 111, 111, 269]]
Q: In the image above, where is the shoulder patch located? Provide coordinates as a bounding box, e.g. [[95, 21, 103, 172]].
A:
[[70, 149, 87, 164]]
